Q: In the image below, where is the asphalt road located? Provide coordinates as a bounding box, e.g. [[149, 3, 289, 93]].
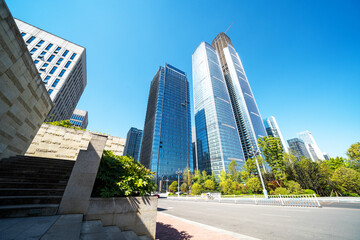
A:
[[158, 198, 360, 240]]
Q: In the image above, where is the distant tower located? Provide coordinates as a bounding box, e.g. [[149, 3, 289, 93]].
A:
[[139, 64, 192, 182], [70, 109, 88, 129], [297, 131, 324, 161], [212, 32, 267, 160], [287, 138, 311, 160], [123, 127, 143, 161], [264, 116, 288, 152], [192, 42, 245, 175], [15, 19, 87, 122], [323, 153, 330, 161]]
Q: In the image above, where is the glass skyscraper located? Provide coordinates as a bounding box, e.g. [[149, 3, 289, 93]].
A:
[[139, 64, 192, 182], [193, 42, 245, 175], [287, 138, 311, 161], [297, 130, 324, 161], [264, 116, 288, 152], [211, 33, 267, 160], [123, 127, 143, 162]]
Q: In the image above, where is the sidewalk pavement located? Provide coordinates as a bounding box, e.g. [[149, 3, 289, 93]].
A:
[[156, 212, 260, 240]]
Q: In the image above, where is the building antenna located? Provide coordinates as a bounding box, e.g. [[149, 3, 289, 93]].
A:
[[224, 22, 234, 34]]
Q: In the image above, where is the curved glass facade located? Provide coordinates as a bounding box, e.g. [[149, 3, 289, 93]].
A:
[[192, 42, 244, 175], [139, 64, 192, 182], [212, 33, 267, 160]]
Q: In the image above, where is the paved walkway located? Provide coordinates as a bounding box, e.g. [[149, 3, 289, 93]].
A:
[[156, 212, 260, 240]]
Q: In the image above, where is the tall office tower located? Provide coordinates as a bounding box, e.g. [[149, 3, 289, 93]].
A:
[[263, 116, 288, 152], [323, 153, 330, 161], [192, 126, 198, 170], [287, 138, 311, 160], [69, 109, 88, 129], [15, 19, 87, 122], [297, 130, 324, 161], [139, 64, 192, 182], [211, 33, 267, 160], [193, 42, 245, 175], [123, 127, 143, 161]]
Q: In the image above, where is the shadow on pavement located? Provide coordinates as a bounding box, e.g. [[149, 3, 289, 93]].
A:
[[156, 222, 193, 240]]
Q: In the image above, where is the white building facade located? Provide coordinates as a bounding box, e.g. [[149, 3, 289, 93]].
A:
[[70, 109, 88, 129], [297, 130, 324, 161], [15, 19, 87, 122]]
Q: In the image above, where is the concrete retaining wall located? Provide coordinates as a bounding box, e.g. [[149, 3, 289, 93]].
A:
[[85, 197, 158, 239], [25, 124, 125, 160], [0, 0, 53, 160]]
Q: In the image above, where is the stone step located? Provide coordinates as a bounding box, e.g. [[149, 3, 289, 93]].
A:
[[0, 171, 72, 179], [103, 226, 127, 240], [1, 159, 75, 168], [3, 155, 76, 164], [122, 231, 140, 240], [40, 214, 83, 240], [0, 188, 65, 196], [0, 162, 75, 170], [0, 182, 67, 189], [0, 195, 62, 205], [0, 176, 69, 184], [0, 204, 59, 218]]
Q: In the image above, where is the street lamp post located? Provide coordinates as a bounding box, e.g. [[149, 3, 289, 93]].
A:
[[252, 148, 268, 199], [176, 169, 182, 197]]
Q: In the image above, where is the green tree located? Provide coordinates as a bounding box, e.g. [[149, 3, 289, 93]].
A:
[[228, 160, 241, 183], [331, 167, 360, 195], [246, 177, 262, 193], [45, 119, 85, 131], [92, 151, 156, 197], [204, 179, 216, 191], [169, 181, 178, 193], [258, 136, 286, 186], [193, 169, 203, 185], [241, 158, 257, 181], [324, 157, 347, 171], [180, 183, 188, 193], [182, 168, 192, 190], [191, 182, 202, 195], [347, 142, 360, 171], [220, 179, 235, 195]]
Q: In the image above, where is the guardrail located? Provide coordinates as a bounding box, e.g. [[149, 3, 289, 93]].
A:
[[167, 193, 322, 208], [254, 194, 321, 208]]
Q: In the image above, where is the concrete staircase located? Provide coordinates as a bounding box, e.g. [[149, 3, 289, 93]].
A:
[[0, 155, 75, 218], [80, 219, 152, 240]]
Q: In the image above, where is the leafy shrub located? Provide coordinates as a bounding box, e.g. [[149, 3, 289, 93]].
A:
[[246, 177, 262, 193], [204, 179, 216, 191], [343, 192, 360, 197], [286, 180, 303, 194], [272, 187, 290, 195], [303, 189, 315, 195], [331, 167, 360, 195], [191, 182, 202, 195], [45, 120, 85, 131], [180, 183, 188, 193], [92, 151, 156, 197], [168, 192, 174, 196], [220, 179, 236, 195], [169, 181, 178, 193]]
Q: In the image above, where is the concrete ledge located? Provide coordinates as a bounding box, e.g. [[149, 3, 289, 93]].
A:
[[84, 196, 158, 239]]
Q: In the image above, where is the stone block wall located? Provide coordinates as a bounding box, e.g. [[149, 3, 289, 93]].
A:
[[25, 124, 126, 160], [0, 0, 53, 160]]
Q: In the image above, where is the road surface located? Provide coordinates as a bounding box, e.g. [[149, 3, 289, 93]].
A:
[[158, 198, 360, 240]]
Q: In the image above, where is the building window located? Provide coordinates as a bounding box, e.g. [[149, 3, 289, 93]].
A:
[[62, 50, 69, 57], [48, 89, 53, 95], [54, 47, 61, 54], [39, 51, 46, 57], [44, 76, 51, 84], [36, 40, 44, 47], [26, 36, 35, 43], [40, 63, 48, 72], [50, 66, 58, 74], [59, 69, 66, 77], [70, 53, 76, 60], [45, 43, 53, 51], [56, 58, 64, 65], [47, 55, 55, 62], [34, 60, 39, 64], [51, 79, 60, 87], [65, 61, 71, 68], [30, 48, 37, 55], [21, 32, 26, 37]]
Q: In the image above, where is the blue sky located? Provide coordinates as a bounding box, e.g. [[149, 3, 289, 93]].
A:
[[7, 0, 360, 158]]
